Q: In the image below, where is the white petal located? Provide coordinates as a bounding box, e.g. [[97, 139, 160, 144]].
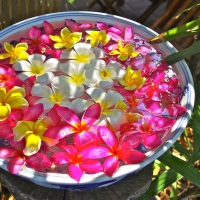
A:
[[93, 47, 105, 58], [43, 58, 60, 72], [60, 49, 73, 59], [85, 68, 101, 81], [66, 83, 84, 98], [104, 109, 127, 131], [51, 86, 70, 100], [52, 75, 67, 88], [96, 78, 114, 89], [71, 98, 94, 113], [86, 87, 106, 106], [58, 100, 73, 109], [31, 83, 52, 97], [36, 72, 55, 84], [13, 61, 32, 71], [93, 115, 107, 126], [90, 59, 106, 70], [17, 72, 33, 81], [104, 90, 125, 109], [74, 43, 92, 54], [116, 68, 126, 78], [34, 98, 54, 111], [59, 62, 77, 75], [107, 61, 121, 68], [28, 54, 46, 66]]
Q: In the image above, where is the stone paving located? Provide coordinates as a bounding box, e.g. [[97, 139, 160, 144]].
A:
[[60, 0, 167, 28]]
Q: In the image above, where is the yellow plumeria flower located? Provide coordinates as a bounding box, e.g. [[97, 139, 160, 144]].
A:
[[85, 30, 110, 47], [0, 42, 29, 64], [109, 40, 139, 61], [0, 86, 28, 121], [118, 66, 146, 90], [13, 118, 57, 156], [49, 27, 82, 49]]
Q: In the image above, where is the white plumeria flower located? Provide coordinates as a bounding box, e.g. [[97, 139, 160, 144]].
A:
[[60, 42, 105, 66], [52, 62, 90, 98], [86, 87, 127, 131], [85, 59, 125, 89], [13, 54, 60, 84]]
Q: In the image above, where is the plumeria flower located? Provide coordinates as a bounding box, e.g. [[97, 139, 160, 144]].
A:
[[13, 54, 60, 84], [120, 115, 176, 150], [52, 62, 90, 98], [60, 42, 105, 65], [0, 64, 23, 88], [0, 86, 28, 121], [49, 27, 82, 49], [0, 137, 52, 174], [85, 30, 110, 47], [80, 126, 146, 177], [86, 88, 127, 131], [109, 40, 139, 61], [65, 19, 93, 32], [31, 83, 73, 111], [118, 66, 146, 90], [13, 104, 58, 156], [0, 42, 29, 64], [50, 144, 103, 182], [85, 59, 125, 89], [44, 103, 101, 150]]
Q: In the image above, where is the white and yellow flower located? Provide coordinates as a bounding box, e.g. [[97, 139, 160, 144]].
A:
[[13, 54, 60, 84]]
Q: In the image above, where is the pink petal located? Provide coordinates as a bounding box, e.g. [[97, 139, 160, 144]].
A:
[[118, 149, 146, 164], [81, 159, 103, 173], [50, 152, 71, 165], [44, 125, 74, 139], [0, 147, 19, 158], [9, 137, 25, 152], [151, 69, 165, 83], [107, 32, 124, 42], [58, 145, 78, 156], [7, 157, 25, 174], [108, 27, 123, 35], [81, 103, 101, 126], [103, 155, 119, 177], [69, 163, 83, 182], [23, 103, 43, 121], [23, 76, 36, 97], [152, 116, 176, 129], [114, 86, 133, 97], [56, 105, 80, 129], [74, 131, 95, 150], [136, 46, 151, 54], [79, 23, 93, 31], [10, 109, 23, 121], [98, 126, 118, 150], [29, 26, 41, 39], [143, 133, 162, 149], [143, 99, 163, 114], [65, 19, 80, 32], [37, 44, 52, 55], [119, 132, 142, 149], [80, 145, 111, 159], [96, 22, 109, 31], [38, 34, 52, 44], [124, 26, 134, 41], [26, 153, 52, 169], [165, 104, 187, 117], [43, 20, 54, 35], [47, 105, 60, 126]]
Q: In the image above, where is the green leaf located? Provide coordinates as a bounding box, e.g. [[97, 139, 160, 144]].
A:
[[170, 182, 178, 200], [192, 130, 200, 162], [172, 141, 190, 160], [136, 169, 182, 200], [66, 0, 75, 3], [164, 40, 200, 64], [158, 152, 200, 187]]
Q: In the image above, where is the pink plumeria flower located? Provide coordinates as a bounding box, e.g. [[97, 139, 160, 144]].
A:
[[85, 59, 125, 89], [65, 19, 93, 32], [86, 88, 127, 131], [80, 126, 146, 177], [0, 137, 51, 174], [13, 54, 60, 85], [120, 116, 176, 150], [44, 103, 101, 150], [50, 144, 103, 182]]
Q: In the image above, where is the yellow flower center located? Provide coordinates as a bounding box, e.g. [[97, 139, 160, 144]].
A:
[[75, 54, 90, 63], [100, 69, 111, 78], [67, 74, 86, 85], [49, 93, 64, 103], [30, 65, 45, 75]]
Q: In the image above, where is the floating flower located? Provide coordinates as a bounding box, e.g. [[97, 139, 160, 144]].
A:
[[109, 40, 139, 61], [85, 59, 125, 89], [51, 144, 103, 182], [13, 104, 57, 156], [44, 103, 101, 150], [85, 30, 110, 47], [49, 27, 82, 49], [118, 66, 146, 90], [86, 88, 126, 131], [80, 126, 146, 177], [13, 54, 60, 84], [0, 86, 28, 121], [0, 42, 29, 64]]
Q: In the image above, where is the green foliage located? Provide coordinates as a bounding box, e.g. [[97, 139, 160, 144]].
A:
[[66, 0, 75, 4]]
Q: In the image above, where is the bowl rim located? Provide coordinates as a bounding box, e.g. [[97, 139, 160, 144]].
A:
[[0, 11, 195, 186]]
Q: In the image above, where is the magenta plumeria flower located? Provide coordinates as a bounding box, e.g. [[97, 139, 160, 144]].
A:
[[44, 103, 101, 150], [79, 126, 146, 177], [50, 144, 103, 182]]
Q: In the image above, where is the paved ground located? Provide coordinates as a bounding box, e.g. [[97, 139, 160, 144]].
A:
[[60, 0, 167, 28]]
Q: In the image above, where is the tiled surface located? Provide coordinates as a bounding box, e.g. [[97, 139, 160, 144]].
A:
[[60, 0, 167, 28]]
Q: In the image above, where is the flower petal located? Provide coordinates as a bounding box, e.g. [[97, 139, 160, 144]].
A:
[[13, 60, 32, 71], [0, 147, 19, 158], [31, 83, 52, 97], [36, 71, 55, 84], [7, 157, 25, 174], [143, 133, 162, 149], [50, 152, 71, 165], [71, 98, 94, 113], [104, 155, 119, 177], [69, 163, 83, 182], [81, 159, 103, 173], [23, 103, 43, 121], [28, 54, 46, 66], [42, 58, 60, 72]]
